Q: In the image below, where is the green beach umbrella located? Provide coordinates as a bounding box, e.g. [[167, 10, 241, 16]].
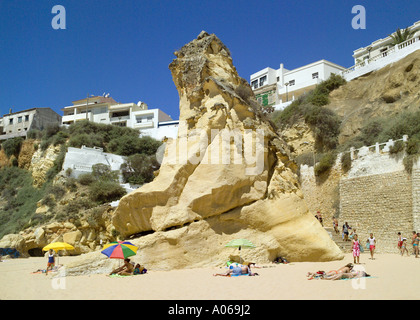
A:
[[225, 239, 256, 264]]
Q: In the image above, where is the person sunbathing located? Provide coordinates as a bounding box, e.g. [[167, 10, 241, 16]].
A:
[[213, 263, 259, 277], [307, 263, 354, 279], [322, 270, 371, 280]]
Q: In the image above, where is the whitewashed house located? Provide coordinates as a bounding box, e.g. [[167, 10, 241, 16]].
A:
[[250, 60, 346, 111], [343, 20, 420, 81], [61, 95, 179, 140]]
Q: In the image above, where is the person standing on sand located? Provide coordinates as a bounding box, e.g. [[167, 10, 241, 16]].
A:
[[413, 233, 419, 258], [397, 232, 403, 254], [412, 231, 419, 258], [401, 238, 409, 256], [352, 234, 361, 264], [46, 249, 56, 276], [343, 222, 350, 241], [367, 233, 376, 260]]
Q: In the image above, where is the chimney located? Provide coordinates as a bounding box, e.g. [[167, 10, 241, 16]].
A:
[[9, 108, 12, 114]]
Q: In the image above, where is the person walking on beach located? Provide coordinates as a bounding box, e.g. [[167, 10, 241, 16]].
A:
[[367, 233, 376, 260], [333, 217, 339, 234], [413, 232, 419, 258], [401, 238, 409, 256], [46, 249, 56, 276], [397, 232, 403, 254], [343, 222, 350, 241], [352, 234, 361, 264]]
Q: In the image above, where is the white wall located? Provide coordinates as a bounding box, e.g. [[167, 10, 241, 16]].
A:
[[62, 146, 125, 179], [343, 40, 420, 81]]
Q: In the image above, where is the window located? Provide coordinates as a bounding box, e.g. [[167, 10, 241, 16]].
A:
[[18, 116, 22, 123], [259, 76, 267, 87], [9, 118, 13, 124], [277, 76, 280, 82], [251, 80, 258, 90], [25, 115, 29, 122], [289, 80, 295, 86], [312, 72, 319, 79]]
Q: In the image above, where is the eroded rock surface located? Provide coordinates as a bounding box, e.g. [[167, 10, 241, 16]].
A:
[[110, 32, 343, 269]]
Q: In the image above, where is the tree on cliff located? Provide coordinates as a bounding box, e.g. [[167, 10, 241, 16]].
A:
[[389, 27, 415, 46]]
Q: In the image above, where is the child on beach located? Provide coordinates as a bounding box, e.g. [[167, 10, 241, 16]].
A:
[[133, 264, 147, 275], [352, 234, 360, 264], [397, 232, 403, 254], [401, 238, 409, 256], [367, 233, 376, 260]]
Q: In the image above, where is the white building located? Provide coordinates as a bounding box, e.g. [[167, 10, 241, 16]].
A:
[[343, 20, 420, 81], [62, 145, 125, 179], [0, 107, 61, 141], [61, 95, 179, 140], [250, 60, 346, 111]]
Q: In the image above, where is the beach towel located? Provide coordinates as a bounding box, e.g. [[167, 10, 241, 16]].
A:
[[230, 273, 249, 277], [108, 274, 133, 278], [339, 276, 377, 281]]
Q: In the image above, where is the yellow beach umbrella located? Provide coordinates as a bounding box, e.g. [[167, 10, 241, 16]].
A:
[[42, 242, 75, 266], [42, 242, 75, 252]]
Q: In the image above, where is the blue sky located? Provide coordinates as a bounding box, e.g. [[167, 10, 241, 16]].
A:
[[0, 0, 419, 120]]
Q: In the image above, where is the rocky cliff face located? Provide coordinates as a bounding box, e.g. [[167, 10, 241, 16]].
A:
[[111, 32, 343, 269], [329, 50, 420, 144]]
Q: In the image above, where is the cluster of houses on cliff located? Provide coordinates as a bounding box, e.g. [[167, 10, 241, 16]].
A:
[[0, 95, 179, 142], [1, 20, 419, 142], [250, 20, 420, 111]]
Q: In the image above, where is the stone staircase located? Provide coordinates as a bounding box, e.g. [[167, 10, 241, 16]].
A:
[[324, 227, 353, 253]]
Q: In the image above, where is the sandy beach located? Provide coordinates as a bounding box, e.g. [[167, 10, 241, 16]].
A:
[[0, 252, 418, 301]]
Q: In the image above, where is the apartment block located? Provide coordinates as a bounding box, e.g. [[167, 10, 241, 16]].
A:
[[0, 108, 62, 140], [250, 60, 345, 111]]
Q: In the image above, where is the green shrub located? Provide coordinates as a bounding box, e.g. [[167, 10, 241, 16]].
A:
[[389, 140, 405, 154], [304, 106, 341, 150], [270, 74, 344, 151], [295, 152, 316, 167], [78, 173, 95, 185], [121, 153, 160, 185], [2, 137, 23, 158], [68, 133, 105, 149], [341, 152, 352, 173], [89, 180, 126, 204], [359, 120, 383, 146], [403, 154, 419, 174], [406, 138, 420, 155], [91, 163, 119, 182], [108, 135, 162, 156], [45, 144, 67, 182], [314, 152, 336, 176], [27, 129, 43, 140], [0, 166, 44, 238]]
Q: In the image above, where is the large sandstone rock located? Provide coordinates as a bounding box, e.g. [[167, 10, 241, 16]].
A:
[[111, 31, 343, 269]]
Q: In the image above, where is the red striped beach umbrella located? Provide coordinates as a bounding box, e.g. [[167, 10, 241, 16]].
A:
[[101, 241, 138, 259]]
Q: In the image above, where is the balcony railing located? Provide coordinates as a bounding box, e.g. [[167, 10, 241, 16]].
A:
[[342, 36, 420, 77], [110, 115, 130, 122]]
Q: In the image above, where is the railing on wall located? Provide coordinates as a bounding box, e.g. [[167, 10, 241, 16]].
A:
[[344, 135, 408, 161], [342, 36, 420, 77]]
